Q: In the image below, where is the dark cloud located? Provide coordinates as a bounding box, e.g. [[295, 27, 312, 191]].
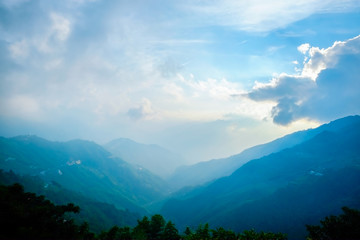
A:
[[247, 35, 360, 125]]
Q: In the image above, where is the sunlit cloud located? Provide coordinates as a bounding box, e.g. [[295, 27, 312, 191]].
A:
[[297, 43, 310, 54], [127, 99, 158, 121], [247, 35, 360, 125]]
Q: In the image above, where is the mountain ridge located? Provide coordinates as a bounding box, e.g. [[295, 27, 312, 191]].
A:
[[0, 135, 169, 214], [168, 115, 360, 190], [161, 115, 360, 239]]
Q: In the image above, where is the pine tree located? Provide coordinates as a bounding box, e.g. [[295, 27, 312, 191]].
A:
[[162, 221, 180, 240]]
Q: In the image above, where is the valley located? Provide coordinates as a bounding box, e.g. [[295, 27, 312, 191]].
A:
[[1, 115, 360, 239]]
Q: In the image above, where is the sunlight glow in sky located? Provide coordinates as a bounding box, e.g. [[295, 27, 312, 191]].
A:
[[1, 0, 360, 163]]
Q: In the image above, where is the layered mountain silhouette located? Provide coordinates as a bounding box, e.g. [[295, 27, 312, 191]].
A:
[[1, 115, 359, 239], [161, 115, 360, 239], [168, 115, 360, 190], [0, 136, 169, 214], [104, 138, 186, 178], [0, 169, 140, 233]]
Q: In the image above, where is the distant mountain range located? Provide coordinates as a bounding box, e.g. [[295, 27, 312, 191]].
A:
[[104, 138, 186, 178], [161, 115, 360, 239], [1, 115, 360, 238], [0, 136, 169, 214], [168, 115, 360, 190]]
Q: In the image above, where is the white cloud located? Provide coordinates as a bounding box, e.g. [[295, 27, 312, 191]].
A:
[[1, 0, 358, 162], [183, 0, 360, 32], [127, 99, 157, 121], [297, 43, 310, 54], [159, 74, 273, 122], [302, 35, 360, 80], [9, 39, 28, 59], [0, 0, 29, 9], [247, 35, 360, 125], [50, 13, 71, 42], [31, 12, 72, 54], [163, 82, 184, 101], [178, 74, 243, 100], [0, 95, 43, 121], [5, 11, 72, 59]]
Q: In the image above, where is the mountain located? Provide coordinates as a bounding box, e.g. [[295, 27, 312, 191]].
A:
[[161, 115, 360, 239], [0, 136, 169, 213], [104, 138, 186, 178], [0, 169, 140, 233], [168, 115, 360, 190]]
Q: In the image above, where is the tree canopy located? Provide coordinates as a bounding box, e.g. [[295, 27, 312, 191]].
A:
[[0, 183, 92, 240], [3, 182, 360, 240], [306, 206, 360, 240]]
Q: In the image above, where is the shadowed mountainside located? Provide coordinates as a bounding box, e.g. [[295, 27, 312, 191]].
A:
[[161, 115, 360, 239], [168, 115, 360, 190]]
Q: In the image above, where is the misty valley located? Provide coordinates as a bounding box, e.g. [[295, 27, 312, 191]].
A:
[[1, 115, 360, 239], [2, 0, 360, 239]]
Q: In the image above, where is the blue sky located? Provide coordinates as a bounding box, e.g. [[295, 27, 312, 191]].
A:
[[1, 0, 360, 163]]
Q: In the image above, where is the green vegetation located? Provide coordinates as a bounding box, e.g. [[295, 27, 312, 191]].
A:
[[1, 116, 360, 239], [0, 183, 93, 240], [0, 169, 139, 233], [2, 182, 360, 240], [0, 135, 168, 213], [306, 206, 360, 240], [0, 182, 285, 240], [98, 216, 287, 240]]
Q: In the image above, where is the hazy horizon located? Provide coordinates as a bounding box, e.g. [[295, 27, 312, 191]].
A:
[[1, 0, 360, 164]]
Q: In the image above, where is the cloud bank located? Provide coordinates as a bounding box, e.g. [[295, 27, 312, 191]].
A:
[[247, 35, 360, 125]]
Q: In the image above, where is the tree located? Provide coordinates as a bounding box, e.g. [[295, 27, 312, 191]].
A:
[[211, 227, 237, 240], [306, 206, 360, 240], [0, 183, 82, 240], [132, 216, 151, 240], [195, 223, 211, 240], [162, 221, 180, 240], [183, 226, 193, 240], [239, 229, 287, 240], [79, 222, 95, 240], [118, 226, 132, 240], [106, 226, 120, 240], [149, 214, 166, 240]]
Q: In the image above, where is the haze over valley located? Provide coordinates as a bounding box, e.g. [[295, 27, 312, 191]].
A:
[[1, 1, 360, 239]]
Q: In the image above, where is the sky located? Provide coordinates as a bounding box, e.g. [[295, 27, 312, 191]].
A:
[[1, 0, 360, 164]]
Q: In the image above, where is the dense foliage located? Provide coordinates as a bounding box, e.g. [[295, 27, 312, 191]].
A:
[[2, 182, 360, 240], [306, 206, 360, 240], [99, 217, 287, 240], [0, 169, 139, 233], [0, 182, 286, 240], [0, 183, 92, 240]]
